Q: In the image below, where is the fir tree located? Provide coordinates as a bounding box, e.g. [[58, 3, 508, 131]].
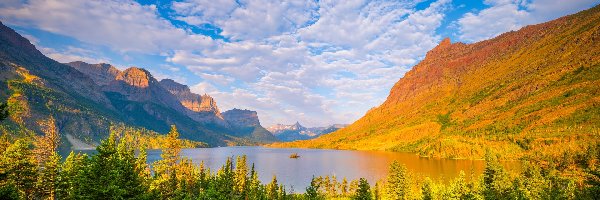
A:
[[266, 175, 279, 200], [385, 161, 409, 199], [0, 139, 36, 198], [305, 176, 324, 200], [0, 102, 9, 121], [353, 178, 371, 200]]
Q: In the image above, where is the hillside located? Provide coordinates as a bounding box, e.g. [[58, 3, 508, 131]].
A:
[[272, 5, 600, 159], [0, 21, 275, 148]]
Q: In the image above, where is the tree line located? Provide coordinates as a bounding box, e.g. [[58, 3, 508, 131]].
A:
[[0, 105, 599, 199]]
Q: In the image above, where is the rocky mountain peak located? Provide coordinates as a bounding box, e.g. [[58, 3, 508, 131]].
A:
[[199, 94, 220, 113], [66, 61, 121, 86], [116, 67, 152, 88]]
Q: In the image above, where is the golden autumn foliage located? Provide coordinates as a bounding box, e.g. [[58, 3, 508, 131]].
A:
[[272, 5, 600, 160]]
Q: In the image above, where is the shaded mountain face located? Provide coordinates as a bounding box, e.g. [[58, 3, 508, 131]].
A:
[[222, 108, 278, 142], [267, 122, 347, 142], [274, 6, 600, 159], [67, 61, 120, 86]]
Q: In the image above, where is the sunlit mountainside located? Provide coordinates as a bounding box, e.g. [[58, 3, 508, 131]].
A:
[[273, 5, 600, 160]]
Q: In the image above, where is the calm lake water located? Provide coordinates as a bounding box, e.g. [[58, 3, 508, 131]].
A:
[[138, 146, 516, 192]]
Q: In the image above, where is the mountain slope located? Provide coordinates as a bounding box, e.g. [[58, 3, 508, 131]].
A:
[[0, 21, 249, 147], [273, 5, 600, 159]]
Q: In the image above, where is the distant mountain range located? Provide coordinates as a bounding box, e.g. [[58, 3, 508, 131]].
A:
[[273, 6, 600, 159], [267, 122, 347, 141], [0, 21, 277, 149]]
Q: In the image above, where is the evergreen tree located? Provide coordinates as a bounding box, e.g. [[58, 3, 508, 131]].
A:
[[341, 177, 349, 196], [422, 177, 434, 200], [483, 151, 510, 199], [0, 139, 36, 199], [247, 164, 264, 199], [305, 176, 324, 200], [0, 102, 9, 121], [385, 161, 409, 199], [352, 178, 372, 200], [57, 151, 85, 200], [152, 125, 183, 199], [266, 175, 279, 200], [234, 155, 248, 197]]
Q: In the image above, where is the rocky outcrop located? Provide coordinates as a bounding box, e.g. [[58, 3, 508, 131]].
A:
[[66, 61, 120, 86], [158, 79, 226, 126], [222, 108, 260, 127]]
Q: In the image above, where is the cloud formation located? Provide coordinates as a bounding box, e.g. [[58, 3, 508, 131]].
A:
[[1, 0, 597, 127], [457, 0, 598, 42]]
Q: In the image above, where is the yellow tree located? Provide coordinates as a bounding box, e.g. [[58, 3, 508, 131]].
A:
[[34, 116, 61, 199]]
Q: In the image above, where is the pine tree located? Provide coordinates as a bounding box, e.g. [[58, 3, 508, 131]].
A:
[[247, 163, 264, 199], [305, 176, 324, 200], [0, 139, 36, 198], [422, 177, 434, 200], [234, 155, 248, 197], [353, 178, 372, 200], [57, 151, 85, 200], [341, 177, 349, 196], [483, 151, 510, 199], [0, 102, 9, 121], [385, 161, 409, 199], [152, 125, 183, 198], [266, 175, 279, 200]]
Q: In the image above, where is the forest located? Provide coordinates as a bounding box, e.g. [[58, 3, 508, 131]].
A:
[[1, 102, 600, 200]]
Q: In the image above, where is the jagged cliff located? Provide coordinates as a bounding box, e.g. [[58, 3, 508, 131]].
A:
[[273, 5, 600, 159]]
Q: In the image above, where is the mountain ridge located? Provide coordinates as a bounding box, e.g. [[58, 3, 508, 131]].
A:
[[271, 5, 600, 159]]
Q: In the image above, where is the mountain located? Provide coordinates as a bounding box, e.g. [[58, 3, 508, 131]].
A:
[[0, 21, 273, 148], [222, 108, 278, 142], [158, 79, 227, 127], [66, 62, 276, 144], [272, 6, 600, 159], [267, 122, 347, 142]]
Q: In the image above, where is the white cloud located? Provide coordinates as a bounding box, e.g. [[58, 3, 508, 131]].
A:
[[0, 0, 214, 53], [169, 0, 451, 126], [457, 0, 598, 42], [39, 46, 110, 64], [172, 0, 319, 40]]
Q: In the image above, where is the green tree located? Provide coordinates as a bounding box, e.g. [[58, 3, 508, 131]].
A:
[[234, 155, 248, 197], [353, 178, 372, 200], [57, 151, 86, 200], [0, 102, 9, 121], [422, 177, 434, 200], [247, 163, 264, 199], [483, 151, 511, 199], [0, 139, 36, 198], [385, 161, 409, 199], [266, 175, 279, 200], [305, 176, 324, 200]]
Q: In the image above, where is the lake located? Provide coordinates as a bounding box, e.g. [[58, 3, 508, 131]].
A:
[[140, 146, 516, 192]]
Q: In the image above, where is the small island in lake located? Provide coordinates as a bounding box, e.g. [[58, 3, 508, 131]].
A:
[[289, 153, 300, 159]]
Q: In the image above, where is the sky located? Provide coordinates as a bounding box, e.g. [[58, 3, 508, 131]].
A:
[[0, 0, 597, 127]]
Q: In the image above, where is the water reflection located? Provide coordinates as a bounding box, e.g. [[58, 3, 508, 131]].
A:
[[138, 147, 516, 191]]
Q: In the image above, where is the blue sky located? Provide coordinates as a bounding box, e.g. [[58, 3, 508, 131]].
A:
[[0, 0, 597, 127]]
